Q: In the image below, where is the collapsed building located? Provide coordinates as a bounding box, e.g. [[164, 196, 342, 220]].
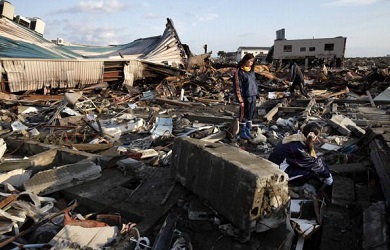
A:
[[0, 1, 190, 94]]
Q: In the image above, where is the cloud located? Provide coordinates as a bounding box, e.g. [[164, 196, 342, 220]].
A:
[[61, 23, 127, 45], [324, 0, 378, 6], [144, 13, 163, 19], [53, 0, 131, 14], [196, 12, 219, 22], [191, 12, 219, 26]]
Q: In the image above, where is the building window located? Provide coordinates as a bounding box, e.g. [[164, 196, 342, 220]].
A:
[[324, 43, 334, 51], [300, 47, 306, 52], [309, 47, 315, 52], [283, 45, 292, 52]]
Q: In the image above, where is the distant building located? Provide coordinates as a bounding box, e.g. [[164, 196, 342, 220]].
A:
[[224, 52, 237, 62], [236, 46, 271, 64], [273, 36, 347, 67]]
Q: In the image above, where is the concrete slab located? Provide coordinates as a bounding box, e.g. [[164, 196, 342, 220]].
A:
[[328, 114, 365, 136], [62, 167, 184, 234], [332, 176, 355, 207], [171, 136, 289, 232]]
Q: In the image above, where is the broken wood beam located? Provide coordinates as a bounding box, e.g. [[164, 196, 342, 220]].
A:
[[370, 138, 390, 207], [154, 97, 193, 107], [263, 102, 283, 122], [66, 143, 114, 152], [279, 107, 306, 113], [366, 90, 376, 108], [185, 113, 233, 124], [323, 87, 350, 98], [353, 119, 390, 126], [304, 98, 316, 116]]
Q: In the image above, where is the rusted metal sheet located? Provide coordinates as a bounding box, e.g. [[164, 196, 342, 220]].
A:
[[2, 60, 104, 92], [123, 60, 144, 87]]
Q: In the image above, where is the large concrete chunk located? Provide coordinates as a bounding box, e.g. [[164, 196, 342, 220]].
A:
[[171, 137, 289, 231]]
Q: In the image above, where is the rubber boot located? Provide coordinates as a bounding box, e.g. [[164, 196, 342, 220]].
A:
[[245, 120, 253, 138], [239, 123, 250, 140]]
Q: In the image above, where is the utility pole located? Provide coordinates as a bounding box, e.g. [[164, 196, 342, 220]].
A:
[[203, 44, 207, 54]]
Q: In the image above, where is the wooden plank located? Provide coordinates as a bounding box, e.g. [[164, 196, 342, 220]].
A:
[[304, 98, 316, 115], [279, 107, 306, 113], [185, 113, 233, 124], [332, 103, 338, 113], [381, 134, 390, 142], [67, 143, 114, 152], [353, 120, 390, 126], [370, 138, 390, 207], [154, 97, 193, 107], [366, 90, 376, 107], [263, 102, 283, 122], [357, 107, 386, 115]]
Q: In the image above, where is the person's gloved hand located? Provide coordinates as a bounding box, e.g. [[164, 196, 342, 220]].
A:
[[323, 174, 333, 185]]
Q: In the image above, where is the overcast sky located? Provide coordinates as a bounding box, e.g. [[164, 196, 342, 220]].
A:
[[7, 0, 390, 57]]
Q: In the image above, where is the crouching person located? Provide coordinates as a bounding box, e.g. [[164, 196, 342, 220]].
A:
[[268, 122, 333, 187]]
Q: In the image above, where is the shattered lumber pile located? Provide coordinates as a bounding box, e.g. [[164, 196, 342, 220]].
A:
[[0, 57, 389, 249]]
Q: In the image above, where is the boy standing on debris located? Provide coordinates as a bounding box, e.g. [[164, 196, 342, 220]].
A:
[[288, 62, 310, 98], [233, 53, 258, 140], [268, 122, 333, 187]]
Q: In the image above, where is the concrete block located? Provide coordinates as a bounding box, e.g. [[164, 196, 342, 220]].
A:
[[328, 114, 365, 136], [171, 136, 289, 231], [117, 157, 145, 175]]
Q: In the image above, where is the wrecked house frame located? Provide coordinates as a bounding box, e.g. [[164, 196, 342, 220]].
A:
[[0, 15, 189, 93]]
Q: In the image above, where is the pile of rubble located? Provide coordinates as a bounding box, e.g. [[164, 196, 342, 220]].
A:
[[0, 57, 389, 249]]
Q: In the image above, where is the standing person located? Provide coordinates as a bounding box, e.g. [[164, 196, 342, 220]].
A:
[[233, 53, 258, 140], [268, 122, 333, 187], [288, 62, 309, 98]]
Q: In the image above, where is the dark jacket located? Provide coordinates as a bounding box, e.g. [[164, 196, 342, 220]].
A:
[[268, 139, 331, 179], [233, 69, 258, 103], [290, 62, 304, 83]]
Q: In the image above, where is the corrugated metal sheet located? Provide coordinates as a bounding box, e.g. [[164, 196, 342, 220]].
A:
[[2, 60, 104, 92], [0, 17, 187, 68], [0, 17, 82, 59], [65, 18, 187, 68], [140, 19, 186, 68], [123, 60, 144, 87]]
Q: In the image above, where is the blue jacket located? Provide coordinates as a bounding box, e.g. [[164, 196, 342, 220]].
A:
[[233, 69, 258, 102], [268, 139, 331, 179]]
